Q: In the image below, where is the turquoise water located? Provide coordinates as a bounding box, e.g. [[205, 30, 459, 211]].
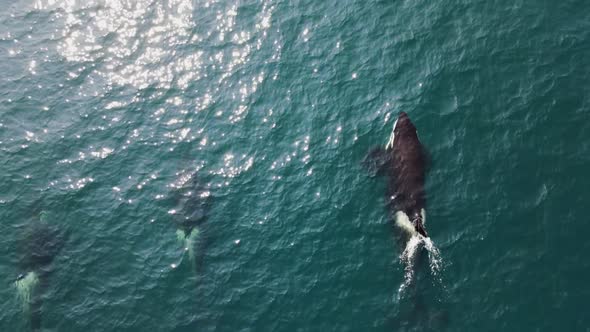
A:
[[1, 0, 589, 331]]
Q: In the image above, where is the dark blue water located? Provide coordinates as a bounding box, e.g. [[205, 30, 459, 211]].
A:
[[1, 0, 589, 331]]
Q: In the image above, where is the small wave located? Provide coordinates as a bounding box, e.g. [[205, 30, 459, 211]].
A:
[[398, 235, 443, 295]]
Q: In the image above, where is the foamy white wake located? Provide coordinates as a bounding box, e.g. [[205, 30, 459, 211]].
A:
[[423, 237, 443, 275], [398, 235, 443, 295]]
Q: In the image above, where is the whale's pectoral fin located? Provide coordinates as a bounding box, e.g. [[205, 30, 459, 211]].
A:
[[363, 147, 391, 177]]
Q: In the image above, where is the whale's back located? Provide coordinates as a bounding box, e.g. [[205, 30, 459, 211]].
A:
[[387, 113, 427, 214]]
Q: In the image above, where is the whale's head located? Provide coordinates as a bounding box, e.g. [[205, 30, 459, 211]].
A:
[[387, 112, 418, 150], [394, 112, 417, 136]]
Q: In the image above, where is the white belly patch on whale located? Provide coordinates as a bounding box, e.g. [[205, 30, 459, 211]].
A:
[[394, 210, 418, 236], [15, 271, 39, 311]]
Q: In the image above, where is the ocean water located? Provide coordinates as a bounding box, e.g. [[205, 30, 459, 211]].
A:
[[1, 0, 589, 331]]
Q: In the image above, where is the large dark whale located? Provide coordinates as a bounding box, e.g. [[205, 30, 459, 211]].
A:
[[15, 212, 66, 331], [366, 112, 429, 238]]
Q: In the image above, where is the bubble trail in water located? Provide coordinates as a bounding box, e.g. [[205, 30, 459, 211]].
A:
[[399, 235, 422, 294], [398, 235, 444, 295], [423, 237, 443, 276]]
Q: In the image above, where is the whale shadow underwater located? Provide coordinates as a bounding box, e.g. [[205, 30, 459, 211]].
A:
[[166, 172, 213, 275], [14, 211, 67, 331]]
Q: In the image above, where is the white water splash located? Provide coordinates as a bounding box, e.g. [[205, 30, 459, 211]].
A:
[[398, 235, 444, 295], [399, 235, 421, 294], [423, 237, 443, 276]]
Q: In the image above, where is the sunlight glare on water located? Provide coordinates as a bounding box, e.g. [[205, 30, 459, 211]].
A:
[[35, 0, 277, 122], [32, 0, 279, 193]]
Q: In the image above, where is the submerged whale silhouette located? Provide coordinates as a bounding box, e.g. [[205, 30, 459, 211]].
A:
[[366, 111, 429, 238], [15, 212, 66, 331], [169, 173, 211, 271]]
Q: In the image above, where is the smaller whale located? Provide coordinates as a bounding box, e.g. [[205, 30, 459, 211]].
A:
[[15, 211, 67, 331], [169, 173, 212, 270]]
